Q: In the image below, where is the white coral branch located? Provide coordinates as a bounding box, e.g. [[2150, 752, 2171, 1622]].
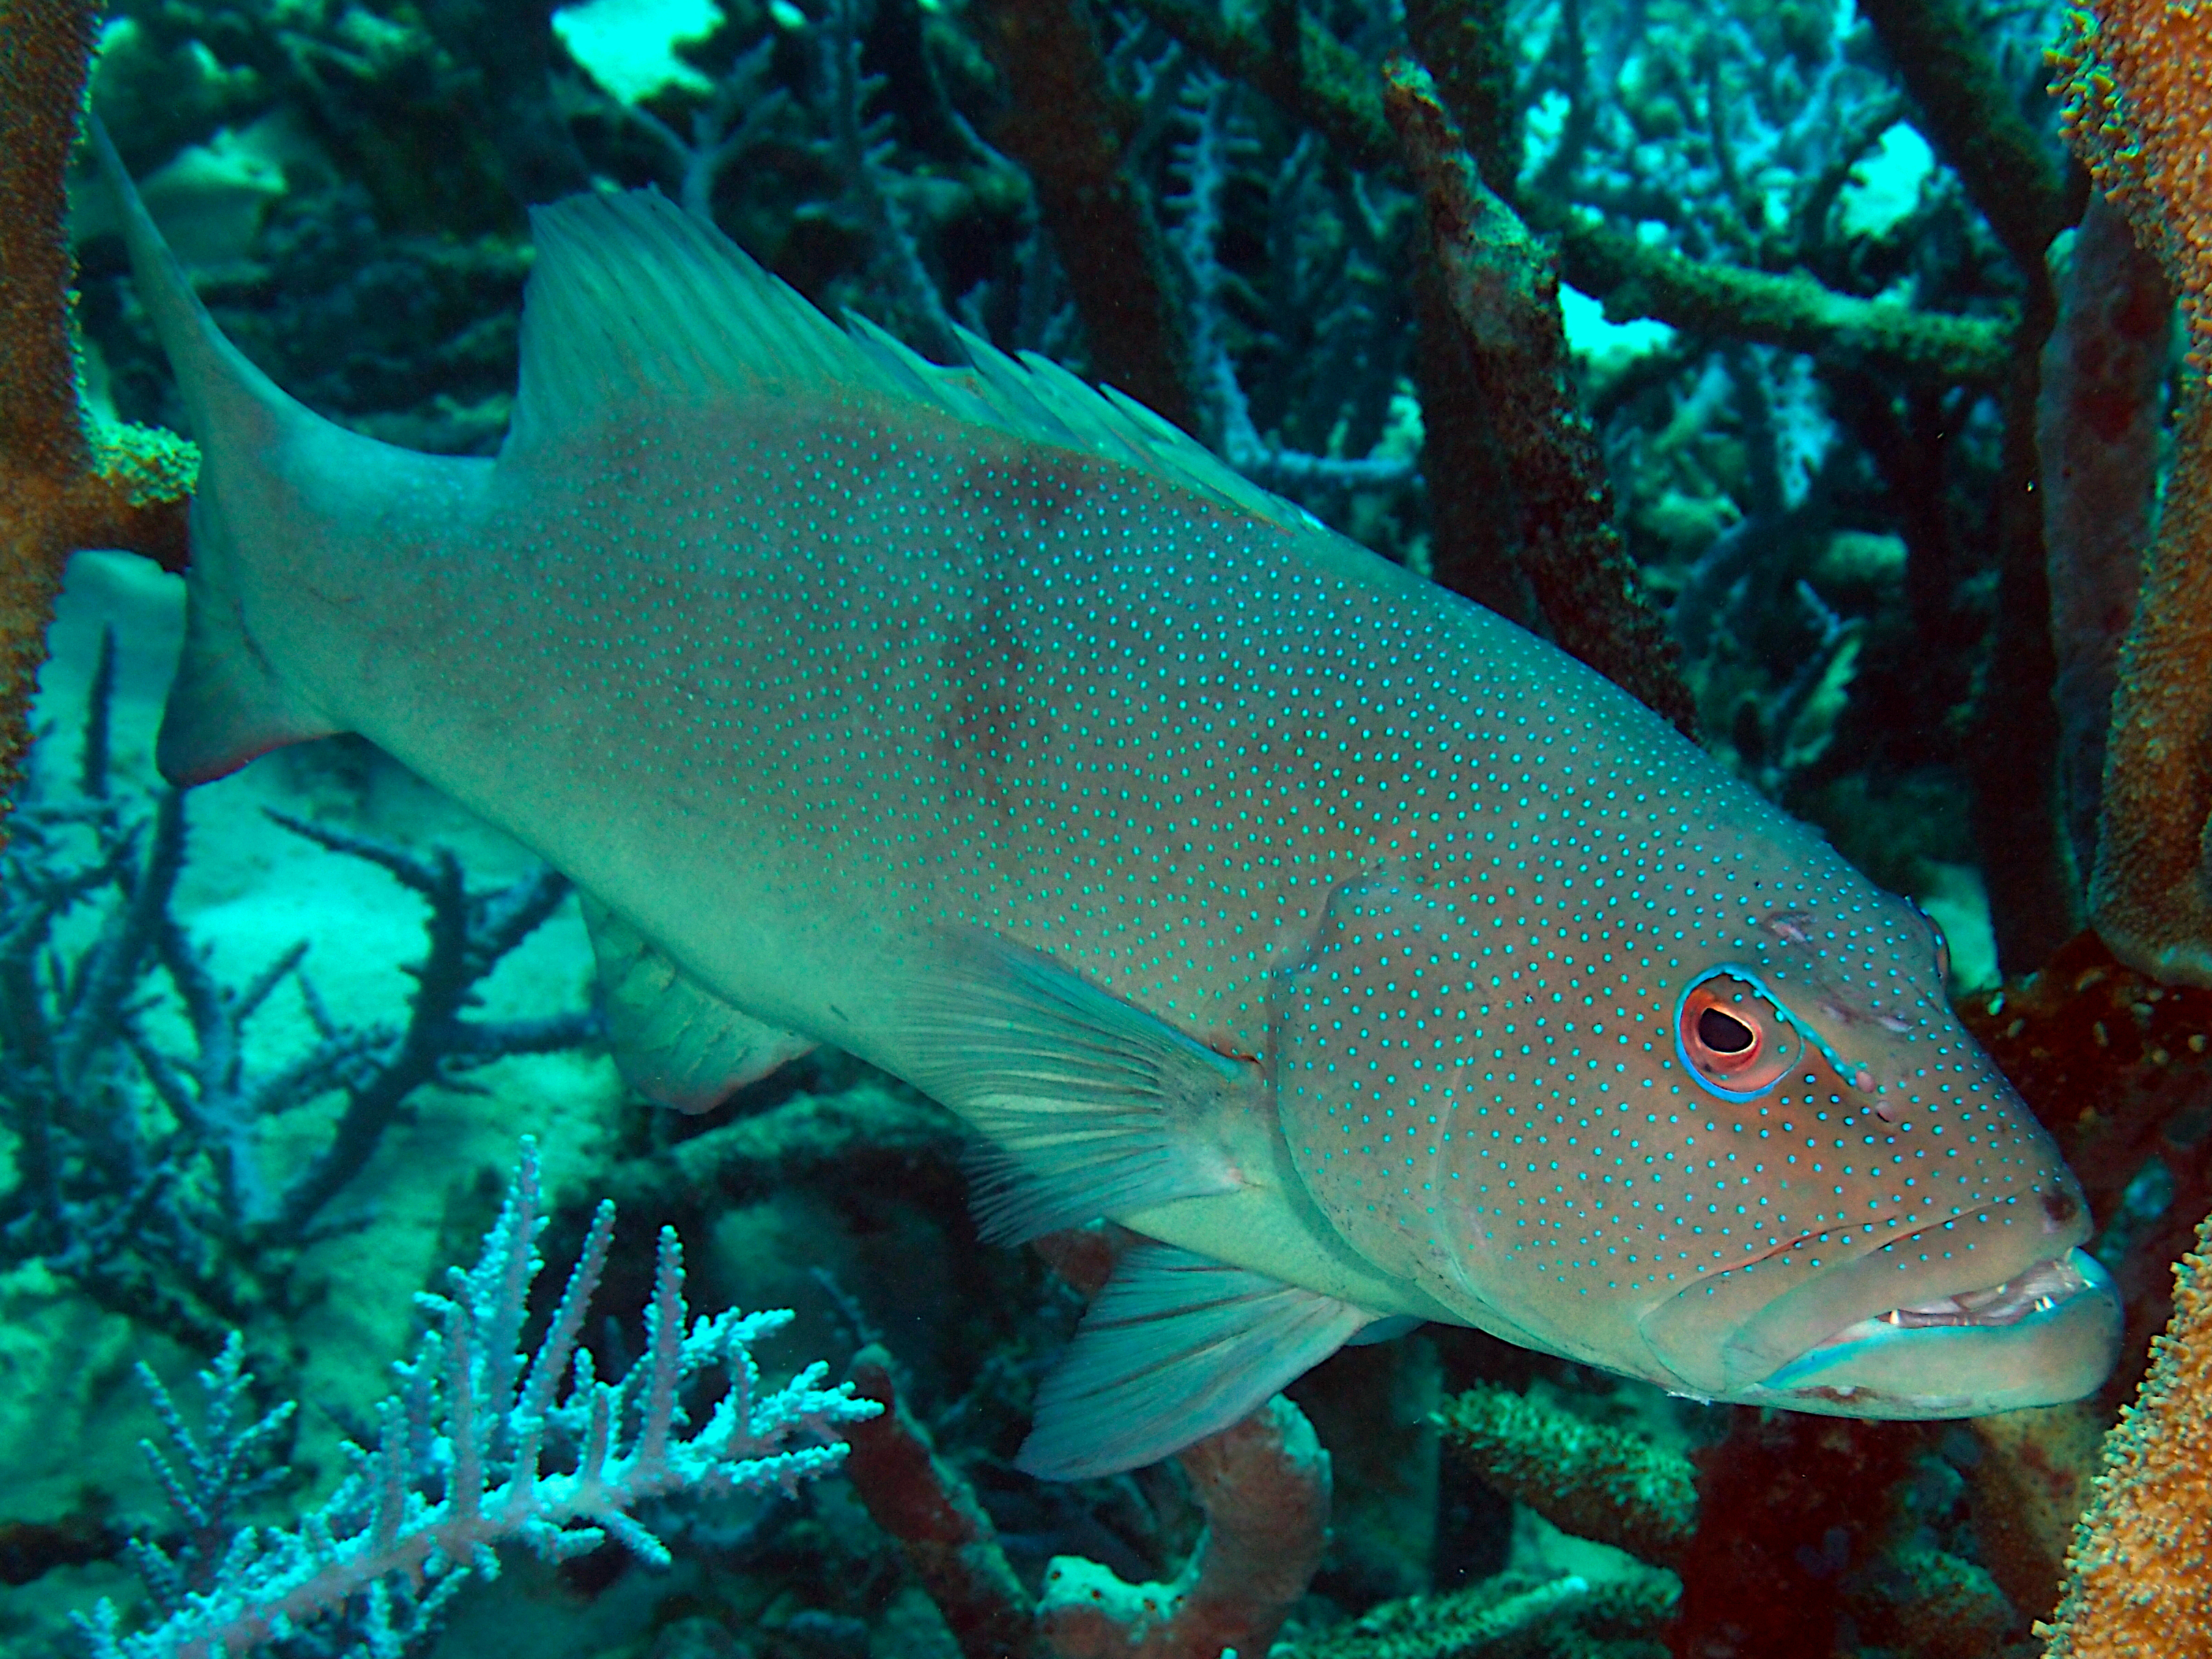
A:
[[83, 1140, 880, 1659]]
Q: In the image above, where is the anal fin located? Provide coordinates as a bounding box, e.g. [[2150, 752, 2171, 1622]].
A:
[[1018, 1243, 1374, 1478], [581, 895, 815, 1114], [901, 933, 1253, 1243]]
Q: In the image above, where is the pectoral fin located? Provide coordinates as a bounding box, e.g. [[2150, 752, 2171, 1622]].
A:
[[1018, 1243, 1375, 1478], [901, 933, 1253, 1242], [580, 896, 814, 1114]]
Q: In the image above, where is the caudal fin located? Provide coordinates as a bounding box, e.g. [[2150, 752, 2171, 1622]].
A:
[[88, 119, 346, 784]]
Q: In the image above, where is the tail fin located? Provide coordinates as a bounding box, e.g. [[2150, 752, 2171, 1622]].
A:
[[89, 119, 346, 784]]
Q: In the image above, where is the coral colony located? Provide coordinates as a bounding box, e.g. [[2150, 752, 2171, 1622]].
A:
[[0, 0, 2209, 1656]]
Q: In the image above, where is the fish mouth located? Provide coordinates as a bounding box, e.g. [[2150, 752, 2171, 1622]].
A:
[[1640, 1184, 2118, 1414], [1740, 1247, 2121, 1417]]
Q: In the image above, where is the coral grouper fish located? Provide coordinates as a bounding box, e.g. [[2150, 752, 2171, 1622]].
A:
[[98, 130, 2120, 1479]]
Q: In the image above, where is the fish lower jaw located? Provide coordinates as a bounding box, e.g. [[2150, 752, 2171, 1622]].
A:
[[1740, 1247, 2121, 1419]]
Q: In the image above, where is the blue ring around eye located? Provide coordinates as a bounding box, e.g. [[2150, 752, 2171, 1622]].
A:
[[1673, 965, 1867, 1103]]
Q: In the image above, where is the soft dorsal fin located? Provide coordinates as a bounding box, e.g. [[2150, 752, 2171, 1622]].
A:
[[580, 895, 814, 1114], [507, 189, 1311, 533]]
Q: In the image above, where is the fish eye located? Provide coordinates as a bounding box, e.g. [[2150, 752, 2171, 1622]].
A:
[[1676, 970, 1799, 1100]]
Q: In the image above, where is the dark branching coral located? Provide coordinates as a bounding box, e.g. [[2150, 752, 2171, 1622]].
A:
[[0, 648, 597, 1344], [1277, 1568, 1678, 1659], [1436, 1379, 2023, 1659], [1858, 0, 2068, 276], [253, 808, 595, 1236], [971, 0, 1200, 434], [1126, 0, 2014, 384]]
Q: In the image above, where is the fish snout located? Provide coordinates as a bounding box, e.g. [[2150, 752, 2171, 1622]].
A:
[[1637, 1179, 2118, 1416]]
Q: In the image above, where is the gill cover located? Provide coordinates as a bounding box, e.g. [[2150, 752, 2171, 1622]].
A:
[[1275, 886, 1458, 1275], [1271, 883, 1533, 1336]]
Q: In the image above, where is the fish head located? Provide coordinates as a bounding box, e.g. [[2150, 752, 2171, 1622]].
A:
[[1272, 872, 2118, 1418]]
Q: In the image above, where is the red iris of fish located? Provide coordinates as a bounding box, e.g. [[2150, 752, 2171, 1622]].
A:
[[1678, 976, 1797, 1096]]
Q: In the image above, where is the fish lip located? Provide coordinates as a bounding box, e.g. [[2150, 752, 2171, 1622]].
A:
[[1638, 1181, 2090, 1396], [1739, 1247, 2121, 1416]]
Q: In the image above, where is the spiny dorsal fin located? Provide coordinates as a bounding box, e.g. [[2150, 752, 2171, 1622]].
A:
[[509, 189, 1311, 533]]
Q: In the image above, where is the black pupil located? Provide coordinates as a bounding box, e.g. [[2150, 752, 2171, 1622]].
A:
[[1697, 1006, 1755, 1053]]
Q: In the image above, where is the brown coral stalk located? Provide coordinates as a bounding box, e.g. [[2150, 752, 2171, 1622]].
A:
[[2038, 1210, 2212, 1656], [1382, 56, 1696, 735], [970, 0, 1200, 436], [2088, 384, 2212, 986], [2054, 0, 2212, 985], [0, 0, 195, 834]]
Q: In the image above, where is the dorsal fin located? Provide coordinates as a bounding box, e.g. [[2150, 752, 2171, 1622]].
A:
[[507, 190, 1311, 533]]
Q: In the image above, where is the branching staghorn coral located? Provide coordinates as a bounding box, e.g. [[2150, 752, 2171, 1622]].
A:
[[81, 1139, 881, 1659], [1161, 66, 1417, 500], [1, 647, 598, 1345], [0, 0, 195, 838], [1860, 0, 2069, 278], [1122, 0, 2015, 386], [1440, 1380, 2016, 1659], [2038, 1210, 2212, 1658], [2053, 0, 2212, 987], [1274, 1566, 1679, 1659]]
